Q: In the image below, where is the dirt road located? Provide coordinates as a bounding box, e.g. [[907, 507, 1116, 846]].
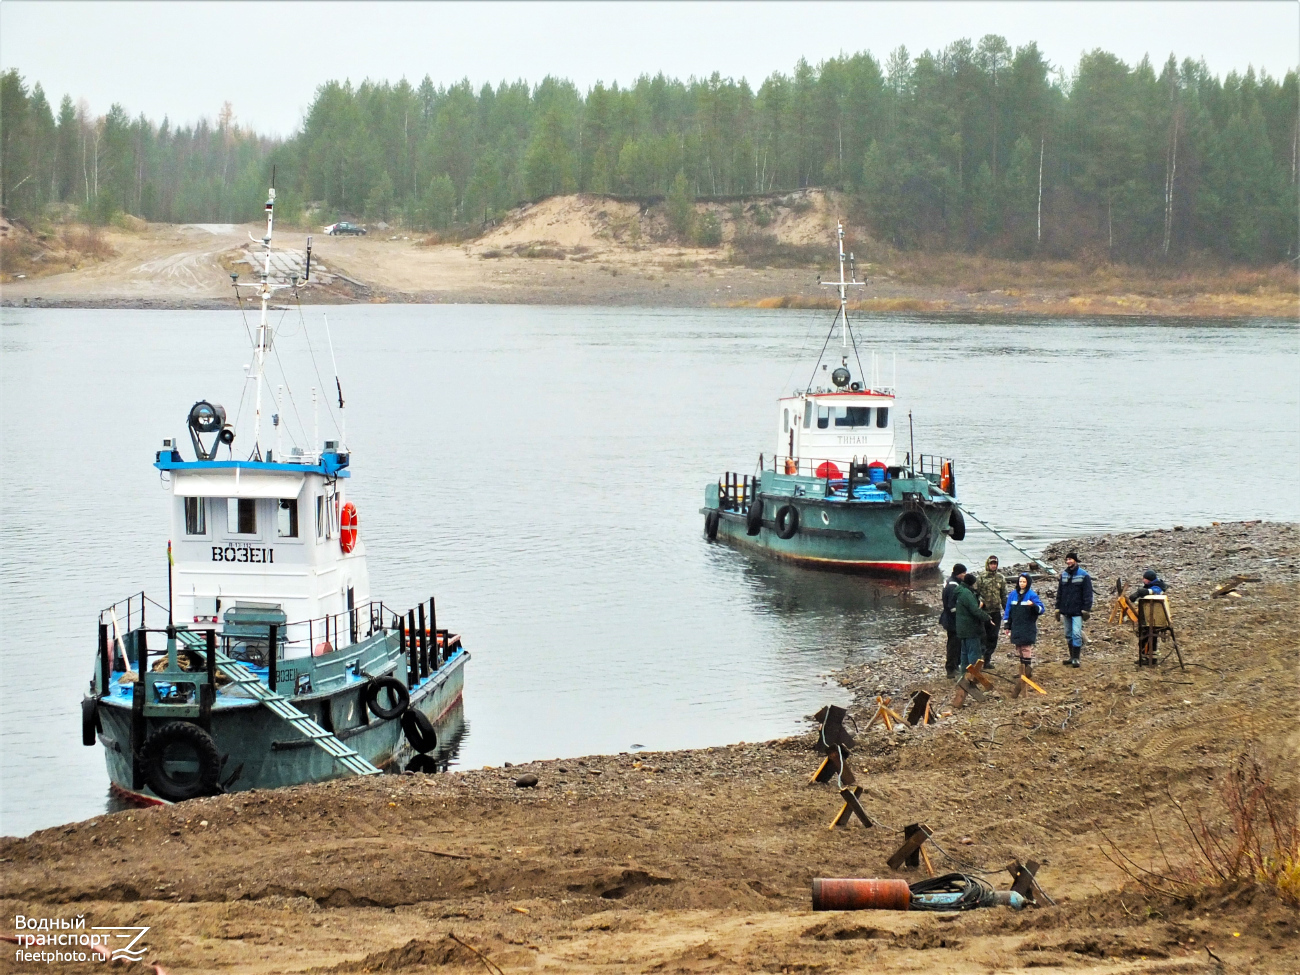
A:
[[2, 522, 1296, 974], [4, 194, 1296, 316]]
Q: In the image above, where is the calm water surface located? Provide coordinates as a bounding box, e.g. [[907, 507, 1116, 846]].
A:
[[1, 306, 1296, 835]]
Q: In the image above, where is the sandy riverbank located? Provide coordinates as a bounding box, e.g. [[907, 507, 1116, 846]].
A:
[[2, 521, 1297, 974], [3, 195, 1296, 317]]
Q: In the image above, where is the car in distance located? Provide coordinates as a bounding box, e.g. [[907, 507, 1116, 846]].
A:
[[325, 221, 367, 236]]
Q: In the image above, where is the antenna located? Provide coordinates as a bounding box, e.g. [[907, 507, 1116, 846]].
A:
[[323, 312, 345, 448]]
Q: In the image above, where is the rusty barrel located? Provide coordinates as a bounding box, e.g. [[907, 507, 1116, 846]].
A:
[[812, 878, 911, 911]]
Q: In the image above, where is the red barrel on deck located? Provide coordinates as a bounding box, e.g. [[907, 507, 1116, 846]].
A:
[[811, 878, 911, 911]]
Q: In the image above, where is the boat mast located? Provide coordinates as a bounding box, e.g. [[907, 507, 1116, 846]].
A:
[[836, 222, 849, 348], [811, 221, 863, 390], [250, 185, 277, 459]]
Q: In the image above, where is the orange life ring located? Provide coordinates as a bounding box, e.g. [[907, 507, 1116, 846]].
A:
[[340, 501, 359, 553], [940, 461, 954, 495]]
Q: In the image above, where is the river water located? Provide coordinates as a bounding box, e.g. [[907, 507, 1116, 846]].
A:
[[1, 306, 1296, 836]]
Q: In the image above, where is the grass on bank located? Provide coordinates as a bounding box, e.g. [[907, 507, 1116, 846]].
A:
[[877, 250, 1299, 298], [0, 220, 117, 282], [1098, 753, 1300, 908]]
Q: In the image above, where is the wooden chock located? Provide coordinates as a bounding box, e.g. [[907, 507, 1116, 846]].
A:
[[865, 695, 906, 731], [811, 747, 855, 787], [1008, 859, 1043, 904], [829, 786, 873, 829], [1108, 577, 1138, 625], [905, 690, 936, 726], [886, 823, 934, 871], [1010, 661, 1046, 698], [951, 683, 969, 709], [919, 843, 936, 877], [1020, 673, 1046, 695], [812, 704, 855, 753], [810, 753, 837, 785], [966, 660, 994, 691]]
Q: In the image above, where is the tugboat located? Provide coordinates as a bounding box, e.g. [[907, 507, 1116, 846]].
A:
[[701, 223, 965, 575], [82, 182, 468, 804]]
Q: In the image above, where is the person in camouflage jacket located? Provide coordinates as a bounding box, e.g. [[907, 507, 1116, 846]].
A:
[[974, 555, 1008, 667]]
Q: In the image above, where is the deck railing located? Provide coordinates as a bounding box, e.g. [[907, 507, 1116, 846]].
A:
[[97, 593, 457, 695]]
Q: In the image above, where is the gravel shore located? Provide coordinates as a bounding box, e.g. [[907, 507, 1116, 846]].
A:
[[1, 521, 1295, 974]]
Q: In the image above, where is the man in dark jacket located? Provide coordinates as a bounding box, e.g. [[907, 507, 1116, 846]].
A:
[[1129, 569, 1169, 667], [1055, 551, 1094, 667], [955, 573, 991, 671], [1128, 569, 1166, 602], [938, 563, 967, 679]]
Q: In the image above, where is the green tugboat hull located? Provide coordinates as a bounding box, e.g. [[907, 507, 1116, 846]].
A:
[[91, 625, 468, 804], [703, 470, 956, 576]]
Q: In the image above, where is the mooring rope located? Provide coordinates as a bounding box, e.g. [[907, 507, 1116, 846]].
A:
[[955, 502, 1058, 575]]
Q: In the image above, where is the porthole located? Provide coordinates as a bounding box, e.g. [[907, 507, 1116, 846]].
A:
[[821, 511, 830, 525]]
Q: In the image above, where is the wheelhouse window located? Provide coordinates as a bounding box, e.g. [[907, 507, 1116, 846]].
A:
[[803, 401, 812, 428], [184, 497, 206, 535], [817, 405, 831, 429], [876, 407, 890, 428], [227, 498, 257, 535], [834, 407, 873, 427], [783, 409, 790, 433], [316, 495, 335, 540], [277, 499, 299, 538]]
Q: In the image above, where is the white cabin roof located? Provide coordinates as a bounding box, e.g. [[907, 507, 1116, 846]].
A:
[[173, 470, 305, 498]]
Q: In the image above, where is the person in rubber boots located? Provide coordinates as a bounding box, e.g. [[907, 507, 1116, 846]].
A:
[[1003, 573, 1045, 687], [938, 563, 967, 680], [954, 573, 991, 672], [1054, 551, 1094, 667], [974, 555, 1007, 668]]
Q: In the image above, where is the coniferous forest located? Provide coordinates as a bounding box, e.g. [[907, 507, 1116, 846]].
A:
[[2, 39, 1296, 264]]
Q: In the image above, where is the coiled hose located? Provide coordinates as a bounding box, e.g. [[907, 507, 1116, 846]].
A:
[[907, 873, 995, 911]]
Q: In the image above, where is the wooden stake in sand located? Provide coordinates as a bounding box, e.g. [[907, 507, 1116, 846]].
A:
[[887, 823, 935, 875], [864, 695, 906, 731], [829, 786, 874, 829], [951, 660, 993, 708]]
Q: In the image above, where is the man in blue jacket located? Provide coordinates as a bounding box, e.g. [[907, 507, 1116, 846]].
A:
[[1055, 551, 1093, 667]]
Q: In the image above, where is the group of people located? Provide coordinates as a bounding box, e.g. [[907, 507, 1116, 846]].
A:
[[940, 551, 1124, 678]]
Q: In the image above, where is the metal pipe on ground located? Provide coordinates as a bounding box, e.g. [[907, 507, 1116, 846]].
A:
[[812, 878, 911, 911]]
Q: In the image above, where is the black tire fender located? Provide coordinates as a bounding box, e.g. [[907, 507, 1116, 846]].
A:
[[406, 753, 440, 774], [704, 509, 720, 541], [82, 696, 101, 747], [745, 498, 764, 536], [400, 707, 439, 753], [893, 509, 930, 548], [775, 504, 800, 540], [141, 721, 222, 802], [947, 506, 967, 541], [364, 676, 410, 721]]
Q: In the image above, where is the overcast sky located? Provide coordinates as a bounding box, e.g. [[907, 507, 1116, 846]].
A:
[[2, 1, 1296, 136]]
